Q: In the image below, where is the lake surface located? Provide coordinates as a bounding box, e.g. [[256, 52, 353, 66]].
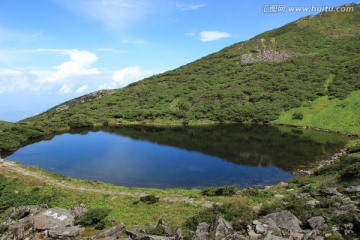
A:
[[4, 125, 347, 188]]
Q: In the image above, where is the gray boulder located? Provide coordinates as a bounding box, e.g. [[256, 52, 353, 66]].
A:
[[261, 210, 302, 236], [344, 186, 360, 193], [8, 216, 34, 240], [90, 223, 125, 240], [33, 207, 74, 230], [307, 216, 327, 230], [175, 228, 184, 240], [70, 203, 87, 222], [156, 219, 173, 236], [210, 216, 233, 239], [10, 204, 48, 220], [48, 226, 83, 239], [192, 223, 211, 240], [319, 187, 341, 196]]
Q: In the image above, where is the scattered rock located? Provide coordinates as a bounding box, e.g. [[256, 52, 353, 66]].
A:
[[156, 219, 173, 236], [48, 226, 83, 239], [91, 223, 125, 240], [70, 203, 87, 222], [126, 230, 171, 240], [319, 187, 342, 196], [192, 223, 210, 240], [263, 232, 287, 240], [224, 232, 248, 240], [296, 193, 311, 199], [306, 199, 320, 207], [8, 216, 34, 240], [307, 216, 327, 230], [337, 204, 359, 213], [210, 216, 233, 239], [344, 186, 360, 193], [175, 228, 184, 240]]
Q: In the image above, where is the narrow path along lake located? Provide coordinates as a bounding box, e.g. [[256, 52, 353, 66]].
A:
[[4, 125, 347, 188]]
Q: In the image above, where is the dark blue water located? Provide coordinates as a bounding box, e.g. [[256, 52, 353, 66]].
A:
[[4, 125, 347, 188]]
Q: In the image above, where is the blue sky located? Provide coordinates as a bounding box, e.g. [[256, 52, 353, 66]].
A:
[[0, 0, 357, 122]]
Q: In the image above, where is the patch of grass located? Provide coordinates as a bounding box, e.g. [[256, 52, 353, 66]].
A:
[[274, 91, 360, 135]]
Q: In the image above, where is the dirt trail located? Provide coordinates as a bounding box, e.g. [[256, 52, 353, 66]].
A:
[[0, 161, 215, 207]]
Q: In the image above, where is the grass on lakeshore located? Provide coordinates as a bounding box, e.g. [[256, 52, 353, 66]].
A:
[[273, 91, 360, 135]]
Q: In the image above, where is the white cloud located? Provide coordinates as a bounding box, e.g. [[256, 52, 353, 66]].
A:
[[76, 85, 88, 93], [176, 3, 206, 11], [0, 70, 30, 93], [35, 49, 100, 83], [199, 31, 232, 42], [59, 84, 73, 94], [112, 66, 155, 88], [55, 0, 154, 30]]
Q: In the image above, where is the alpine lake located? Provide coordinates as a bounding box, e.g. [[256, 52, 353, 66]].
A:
[[3, 124, 347, 189]]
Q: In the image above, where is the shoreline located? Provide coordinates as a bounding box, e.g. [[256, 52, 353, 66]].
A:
[[2, 121, 357, 154]]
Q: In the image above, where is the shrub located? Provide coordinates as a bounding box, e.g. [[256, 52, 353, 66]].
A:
[[292, 112, 303, 120], [340, 162, 360, 181], [283, 195, 318, 222], [140, 195, 159, 204], [201, 186, 238, 196], [79, 208, 110, 230]]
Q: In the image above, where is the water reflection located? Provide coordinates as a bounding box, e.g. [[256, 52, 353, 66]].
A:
[[4, 125, 346, 188]]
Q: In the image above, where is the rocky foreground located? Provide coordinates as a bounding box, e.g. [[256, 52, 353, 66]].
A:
[[1, 184, 359, 240]]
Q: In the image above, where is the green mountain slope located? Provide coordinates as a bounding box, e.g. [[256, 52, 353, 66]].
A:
[[17, 4, 360, 137]]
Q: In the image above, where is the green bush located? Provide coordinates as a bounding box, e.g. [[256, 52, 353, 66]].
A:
[[292, 112, 304, 120], [201, 186, 237, 196], [79, 208, 110, 230], [340, 162, 360, 181], [140, 195, 159, 204]]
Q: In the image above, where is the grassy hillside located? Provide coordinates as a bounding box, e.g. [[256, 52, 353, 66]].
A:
[[1, 4, 357, 151], [0, 121, 44, 151]]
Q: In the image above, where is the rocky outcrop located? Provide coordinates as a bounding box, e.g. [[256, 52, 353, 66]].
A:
[[1, 205, 84, 240], [55, 89, 115, 112], [241, 50, 293, 64]]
